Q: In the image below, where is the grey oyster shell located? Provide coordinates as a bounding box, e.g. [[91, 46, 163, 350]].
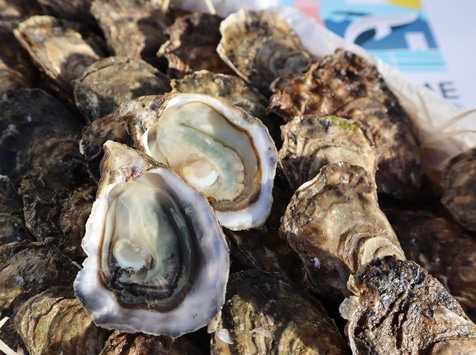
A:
[[210, 269, 351, 354], [278, 115, 377, 192], [341, 256, 476, 354], [74, 141, 230, 337], [280, 162, 405, 300], [269, 48, 424, 199], [124, 93, 278, 231], [441, 147, 476, 232], [218, 9, 312, 96]]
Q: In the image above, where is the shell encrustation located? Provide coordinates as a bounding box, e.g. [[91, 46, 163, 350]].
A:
[[124, 93, 278, 231], [73, 141, 230, 338]]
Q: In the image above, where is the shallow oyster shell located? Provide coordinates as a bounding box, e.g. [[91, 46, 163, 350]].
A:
[[269, 48, 424, 199], [124, 93, 277, 231], [74, 141, 230, 337], [279, 115, 377, 192], [280, 162, 405, 300], [158, 12, 234, 78], [341, 256, 476, 354], [73, 56, 171, 123], [441, 147, 476, 232], [218, 9, 312, 96], [210, 270, 350, 354]]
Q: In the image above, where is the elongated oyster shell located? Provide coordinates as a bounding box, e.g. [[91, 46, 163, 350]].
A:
[[124, 93, 277, 231], [74, 141, 230, 337], [218, 9, 312, 96]]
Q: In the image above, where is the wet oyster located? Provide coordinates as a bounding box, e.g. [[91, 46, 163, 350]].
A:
[[269, 48, 424, 199], [91, 0, 171, 69], [218, 9, 312, 96], [74, 56, 171, 123], [441, 147, 476, 232], [210, 270, 351, 354], [74, 141, 230, 337], [13, 15, 105, 103], [124, 93, 278, 231], [158, 12, 234, 78], [15, 286, 111, 355], [279, 115, 377, 192], [280, 162, 405, 300], [341, 256, 476, 354]]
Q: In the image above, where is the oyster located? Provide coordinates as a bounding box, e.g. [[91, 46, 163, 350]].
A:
[[341, 256, 476, 354], [158, 12, 234, 78], [279, 115, 377, 192], [441, 147, 476, 232], [124, 93, 278, 231], [210, 270, 351, 354], [280, 162, 405, 300], [269, 48, 424, 199], [218, 9, 312, 96], [74, 141, 230, 337]]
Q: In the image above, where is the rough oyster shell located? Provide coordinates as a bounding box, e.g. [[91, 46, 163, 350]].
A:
[[218, 9, 312, 96], [74, 141, 230, 337], [124, 93, 278, 231]]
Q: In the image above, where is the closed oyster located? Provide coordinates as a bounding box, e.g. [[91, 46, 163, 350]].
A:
[[158, 12, 234, 78], [210, 270, 350, 354], [218, 9, 312, 96], [341, 256, 476, 354], [124, 93, 278, 231], [14, 286, 111, 355], [269, 48, 424, 199], [74, 56, 171, 123], [280, 162, 405, 300], [74, 141, 230, 337], [279, 115, 377, 192], [441, 147, 476, 232]]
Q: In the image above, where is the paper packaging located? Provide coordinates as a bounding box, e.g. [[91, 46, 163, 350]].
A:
[[175, 0, 476, 183]]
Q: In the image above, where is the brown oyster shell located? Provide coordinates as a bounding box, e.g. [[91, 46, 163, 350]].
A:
[[341, 256, 476, 354], [279, 115, 377, 191], [0, 240, 78, 312], [13, 15, 105, 103], [158, 12, 234, 78], [280, 162, 405, 300], [99, 330, 202, 355], [91, 0, 171, 69], [35, 0, 95, 26], [171, 70, 283, 145], [218, 9, 312, 96], [210, 269, 350, 354], [73, 56, 171, 123], [15, 286, 111, 355], [441, 147, 476, 232], [385, 208, 476, 322], [269, 48, 424, 199]]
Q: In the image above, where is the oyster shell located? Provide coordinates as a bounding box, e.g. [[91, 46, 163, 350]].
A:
[[441, 147, 476, 232], [218, 9, 312, 96], [341, 256, 476, 354], [269, 48, 424, 199], [279, 114, 377, 192], [158, 12, 234, 78], [280, 162, 405, 300], [210, 270, 351, 354], [74, 141, 230, 337], [124, 93, 278, 231]]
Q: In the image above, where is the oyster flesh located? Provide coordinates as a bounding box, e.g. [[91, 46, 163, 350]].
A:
[[74, 141, 230, 337], [124, 93, 278, 231]]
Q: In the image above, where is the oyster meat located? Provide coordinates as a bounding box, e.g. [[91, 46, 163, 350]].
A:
[[269, 48, 424, 199], [74, 141, 230, 337], [218, 9, 312, 96], [124, 93, 278, 231]]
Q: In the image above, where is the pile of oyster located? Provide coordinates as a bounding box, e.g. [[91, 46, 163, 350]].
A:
[[1, 1, 476, 354]]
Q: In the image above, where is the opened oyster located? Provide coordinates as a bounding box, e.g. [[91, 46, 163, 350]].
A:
[[123, 93, 278, 231], [74, 141, 230, 337]]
